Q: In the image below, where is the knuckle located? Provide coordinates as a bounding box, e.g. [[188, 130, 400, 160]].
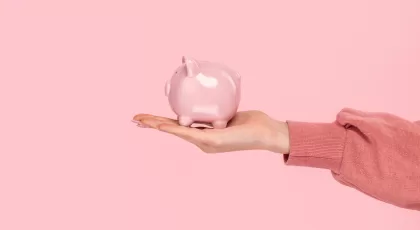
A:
[[198, 145, 217, 154], [200, 147, 212, 154]]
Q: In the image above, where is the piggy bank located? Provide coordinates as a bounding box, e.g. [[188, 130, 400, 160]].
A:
[[165, 56, 241, 129]]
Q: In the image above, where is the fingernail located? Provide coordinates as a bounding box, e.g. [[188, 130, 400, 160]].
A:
[[137, 122, 150, 128], [132, 120, 149, 128]]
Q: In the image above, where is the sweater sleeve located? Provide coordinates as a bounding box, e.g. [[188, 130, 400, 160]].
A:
[[284, 108, 420, 211]]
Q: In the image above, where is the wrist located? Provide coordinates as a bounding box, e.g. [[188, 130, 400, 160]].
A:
[[265, 121, 290, 154]]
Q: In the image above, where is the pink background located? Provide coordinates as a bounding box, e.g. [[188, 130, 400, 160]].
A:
[[1, 0, 419, 229]]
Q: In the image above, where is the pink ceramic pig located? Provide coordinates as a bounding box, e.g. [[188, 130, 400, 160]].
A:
[[165, 56, 241, 129]]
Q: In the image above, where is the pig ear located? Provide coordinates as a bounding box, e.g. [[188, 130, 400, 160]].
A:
[[182, 56, 200, 77]]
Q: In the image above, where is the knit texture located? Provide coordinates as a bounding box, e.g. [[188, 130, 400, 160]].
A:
[[285, 108, 420, 211]]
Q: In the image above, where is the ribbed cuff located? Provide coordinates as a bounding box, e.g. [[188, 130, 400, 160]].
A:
[[284, 121, 346, 173]]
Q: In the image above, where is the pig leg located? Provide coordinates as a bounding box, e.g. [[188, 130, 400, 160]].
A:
[[212, 120, 228, 129], [178, 116, 194, 127]]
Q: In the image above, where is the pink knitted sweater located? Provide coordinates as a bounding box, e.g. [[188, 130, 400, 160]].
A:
[[285, 108, 420, 211]]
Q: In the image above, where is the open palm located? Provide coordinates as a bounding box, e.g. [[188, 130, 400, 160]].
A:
[[132, 111, 290, 154]]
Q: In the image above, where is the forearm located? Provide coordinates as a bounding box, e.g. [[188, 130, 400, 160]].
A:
[[284, 108, 420, 211]]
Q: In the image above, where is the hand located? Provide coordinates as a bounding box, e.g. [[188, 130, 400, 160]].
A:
[[132, 111, 290, 154]]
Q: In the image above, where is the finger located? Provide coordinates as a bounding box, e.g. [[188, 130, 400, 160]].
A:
[[158, 123, 213, 144], [133, 114, 178, 124], [132, 113, 153, 120], [140, 118, 177, 129], [140, 121, 202, 145], [132, 113, 174, 121]]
